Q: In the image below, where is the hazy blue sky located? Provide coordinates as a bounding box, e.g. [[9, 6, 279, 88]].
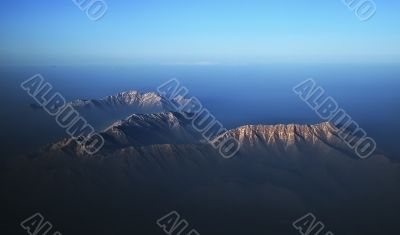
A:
[[1, 0, 399, 65]]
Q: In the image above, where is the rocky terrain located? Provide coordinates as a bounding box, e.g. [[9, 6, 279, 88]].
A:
[[5, 92, 399, 235]]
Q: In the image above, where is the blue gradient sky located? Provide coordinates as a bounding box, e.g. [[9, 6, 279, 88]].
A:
[[1, 0, 399, 65]]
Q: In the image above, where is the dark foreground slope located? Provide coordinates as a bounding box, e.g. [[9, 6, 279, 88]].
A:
[[2, 112, 400, 235]]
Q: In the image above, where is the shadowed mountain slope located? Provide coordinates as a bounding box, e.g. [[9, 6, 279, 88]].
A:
[[4, 113, 399, 235]]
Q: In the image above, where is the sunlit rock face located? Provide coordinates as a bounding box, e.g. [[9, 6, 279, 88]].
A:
[[7, 112, 399, 235], [69, 90, 167, 111]]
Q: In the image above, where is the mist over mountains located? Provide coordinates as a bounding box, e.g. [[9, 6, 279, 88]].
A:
[[2, 0, 400, 233], [30, 90, 176, 130], [3, 90, 400, 234]]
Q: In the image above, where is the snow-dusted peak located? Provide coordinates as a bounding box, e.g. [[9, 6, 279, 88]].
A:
[[114, 90, 141, 104], [63, 90, 170, 113]]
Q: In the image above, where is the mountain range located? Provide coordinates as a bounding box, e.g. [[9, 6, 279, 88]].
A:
[[30, 90, 183, 130], [4, 90, 400, 235]]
